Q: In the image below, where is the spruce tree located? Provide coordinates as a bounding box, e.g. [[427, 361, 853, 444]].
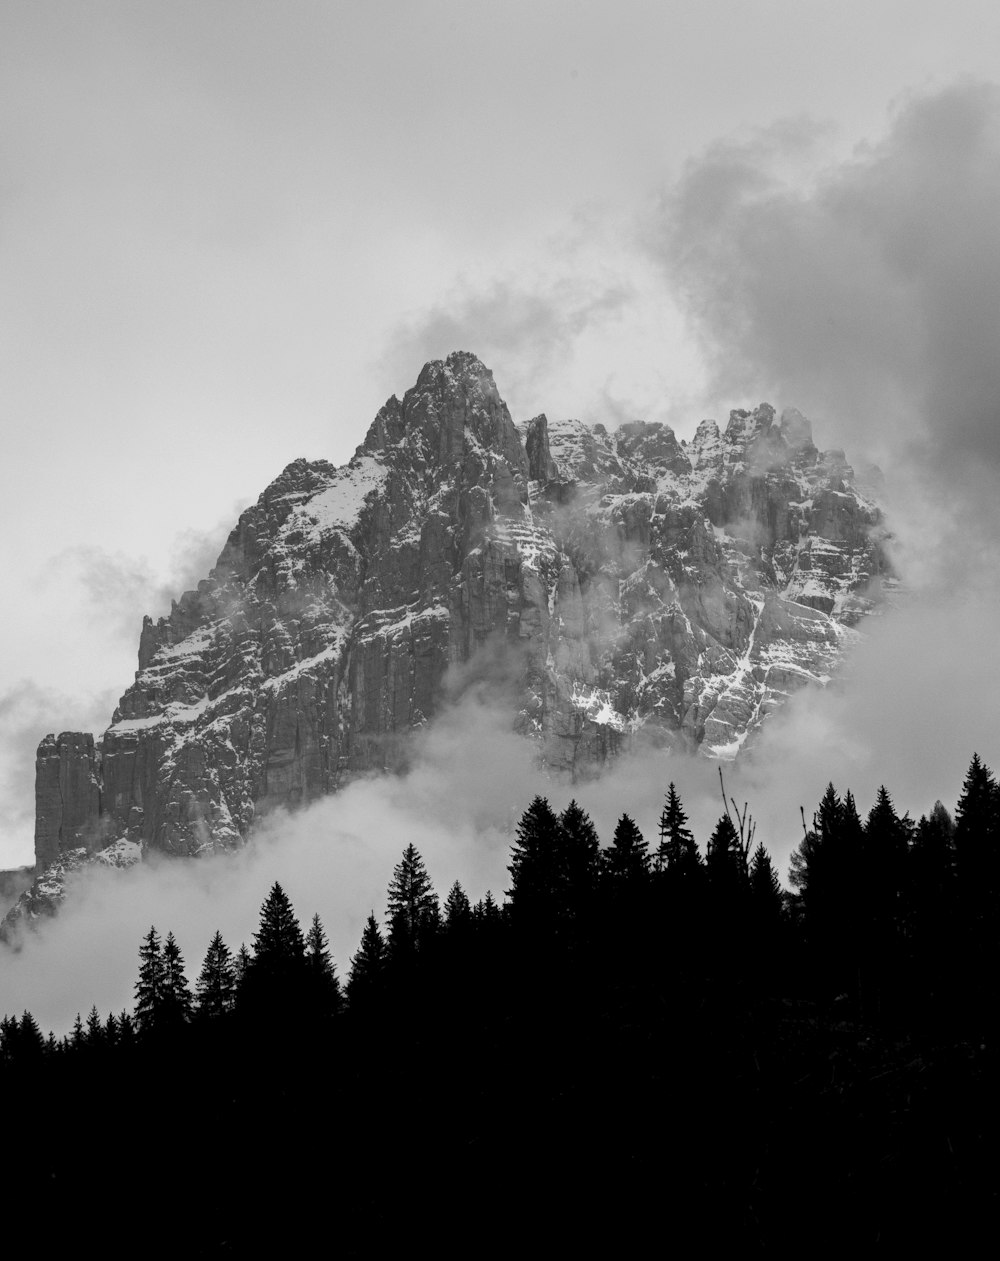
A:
[[749, 843, 785, 924], [0, 1015, 18, 1061], [17, 1011, 44, 1061], [305, 914, 342, 1015], [604, 814, 650, 885], [347, 913, 387, 1012], [161, 931, 193, 1028], [507, 796, 562, 923], [559, 800, 601, 916], [656, 783, 701, 878], [386, 844, 439, 957], [85, 1005, 104, 1048], [243, 883, 307, 1011], [954, 753, 999, 901], [707, 814, 741, 885], [134, 926, 164, 1034], [195, 930, 237, 1020], [444, 881, 473, 935]]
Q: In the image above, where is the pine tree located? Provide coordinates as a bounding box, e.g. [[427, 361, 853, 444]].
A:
[[559, 800, 601, 917], [70, 1012, 85, 1050], [118, 1011, 136, 1050], [0, 1015, 18, 1061], [195, 931, 237, 1020], [507, 796, 562, 922], [234, 944, 252, 989], [347, 913, 387, 1012], [161, 931, 193, 1028], [17, 1011, 44, 1061], [444, 881, 473, 935], [706, 814, 741, 885], [656, 783, 701, 878], [85, 1005, 104, 1048], [954, 753, 999, 900], [305, 914, 342, 1015], [134, 926, 164, 1034], [604, 814, 650, 885], [104, 1011, 119, 1048], [385, 844, 439, 957], [749, 843, 785, 923]]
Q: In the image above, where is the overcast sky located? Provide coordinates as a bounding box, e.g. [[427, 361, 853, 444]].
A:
[[2, 0, 1000, 900]]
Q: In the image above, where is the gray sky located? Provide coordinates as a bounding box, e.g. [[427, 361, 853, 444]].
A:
[[2, 0, 1000, 889]]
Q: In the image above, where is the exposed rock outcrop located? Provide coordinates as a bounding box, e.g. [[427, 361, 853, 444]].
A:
[[7, 352, 890, 930]]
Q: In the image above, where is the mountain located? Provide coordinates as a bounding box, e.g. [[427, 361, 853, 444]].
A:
[[5, 352, 888, 929]]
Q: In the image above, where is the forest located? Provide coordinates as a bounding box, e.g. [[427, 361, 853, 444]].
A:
[[1, 755, 997, 1254]]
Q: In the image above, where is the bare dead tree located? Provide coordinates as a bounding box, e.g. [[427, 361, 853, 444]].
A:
[[719, 765, 756, 878]]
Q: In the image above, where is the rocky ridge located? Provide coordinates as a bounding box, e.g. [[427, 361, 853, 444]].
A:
[[5, 352, 888, 931]]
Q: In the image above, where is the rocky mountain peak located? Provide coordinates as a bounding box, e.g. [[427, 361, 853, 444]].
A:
[[4, 353, 891, 935]]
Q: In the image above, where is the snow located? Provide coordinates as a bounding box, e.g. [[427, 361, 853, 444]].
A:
[[305, 455, 388, 534]]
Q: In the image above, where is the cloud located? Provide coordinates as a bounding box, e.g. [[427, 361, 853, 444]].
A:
[[654, 80, 1000, 587], [46, 506, 247, 644], [384, 270, 632, 414]]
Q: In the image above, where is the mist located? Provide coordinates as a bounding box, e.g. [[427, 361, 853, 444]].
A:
[[4, 77, 999, 1035], [656, 79, 1000, 586]]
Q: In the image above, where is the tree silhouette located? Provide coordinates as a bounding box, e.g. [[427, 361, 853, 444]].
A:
[[559, 799, 601, 914], [305, 914, 342, 1015], [656, 783, 700, 878], [604, 813, 650, 885], [134, 926, 164, 1034], [161, 931, 193, 1028], [347, 913, 387, 1013], [386, 844, 439, 958], [508, 796, 562, 924], [195, 931, 237, 1020]]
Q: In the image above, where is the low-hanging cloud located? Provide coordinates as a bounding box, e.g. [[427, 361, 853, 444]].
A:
[[656, 79, 1000, 589], [6, 79, 1000, 1036], [47, 506, 247, 644]]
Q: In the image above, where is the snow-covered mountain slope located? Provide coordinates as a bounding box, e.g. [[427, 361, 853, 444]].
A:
[[6, 352, 888, 929]]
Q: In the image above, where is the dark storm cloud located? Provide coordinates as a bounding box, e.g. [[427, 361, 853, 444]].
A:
[[655, 80, 1000, 582]]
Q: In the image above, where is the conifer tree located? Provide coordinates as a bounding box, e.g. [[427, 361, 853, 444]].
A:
[[507, 796, 562, 922], [749, 843, 783, 915], [104, 1011, 119, 1047], [195, 930, 237, 1019], [474, 890, 503, 930], [85, 1005, 104, 1048], [954, 753, 999, 900], [70, 1012, 85, 1050], [161, 931, 193, 1028], [558, 800, 601, 925], [347, 913, 387, 1012], [134, 926, 164, 1034], [234, 944, 252, 989], [17, 1011, 44, 1061], [707, 814, 741, 885], [242, 884, 307, 1011], [118, 1011, 136, 1049], [386, 844, 439, 957], [0, 1014, 17, 1061], [604, 814, 649, 885], [656, 784, 701, 877], [305, 914, 342, 1015], [444, 881, 473, 935]]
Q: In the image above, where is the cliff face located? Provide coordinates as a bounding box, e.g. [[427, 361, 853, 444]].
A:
[[17, 352, 888, 889]]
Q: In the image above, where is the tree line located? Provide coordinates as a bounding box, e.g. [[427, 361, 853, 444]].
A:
[[4, 751, 996, 1061], [0, 754, 995, 1253]]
